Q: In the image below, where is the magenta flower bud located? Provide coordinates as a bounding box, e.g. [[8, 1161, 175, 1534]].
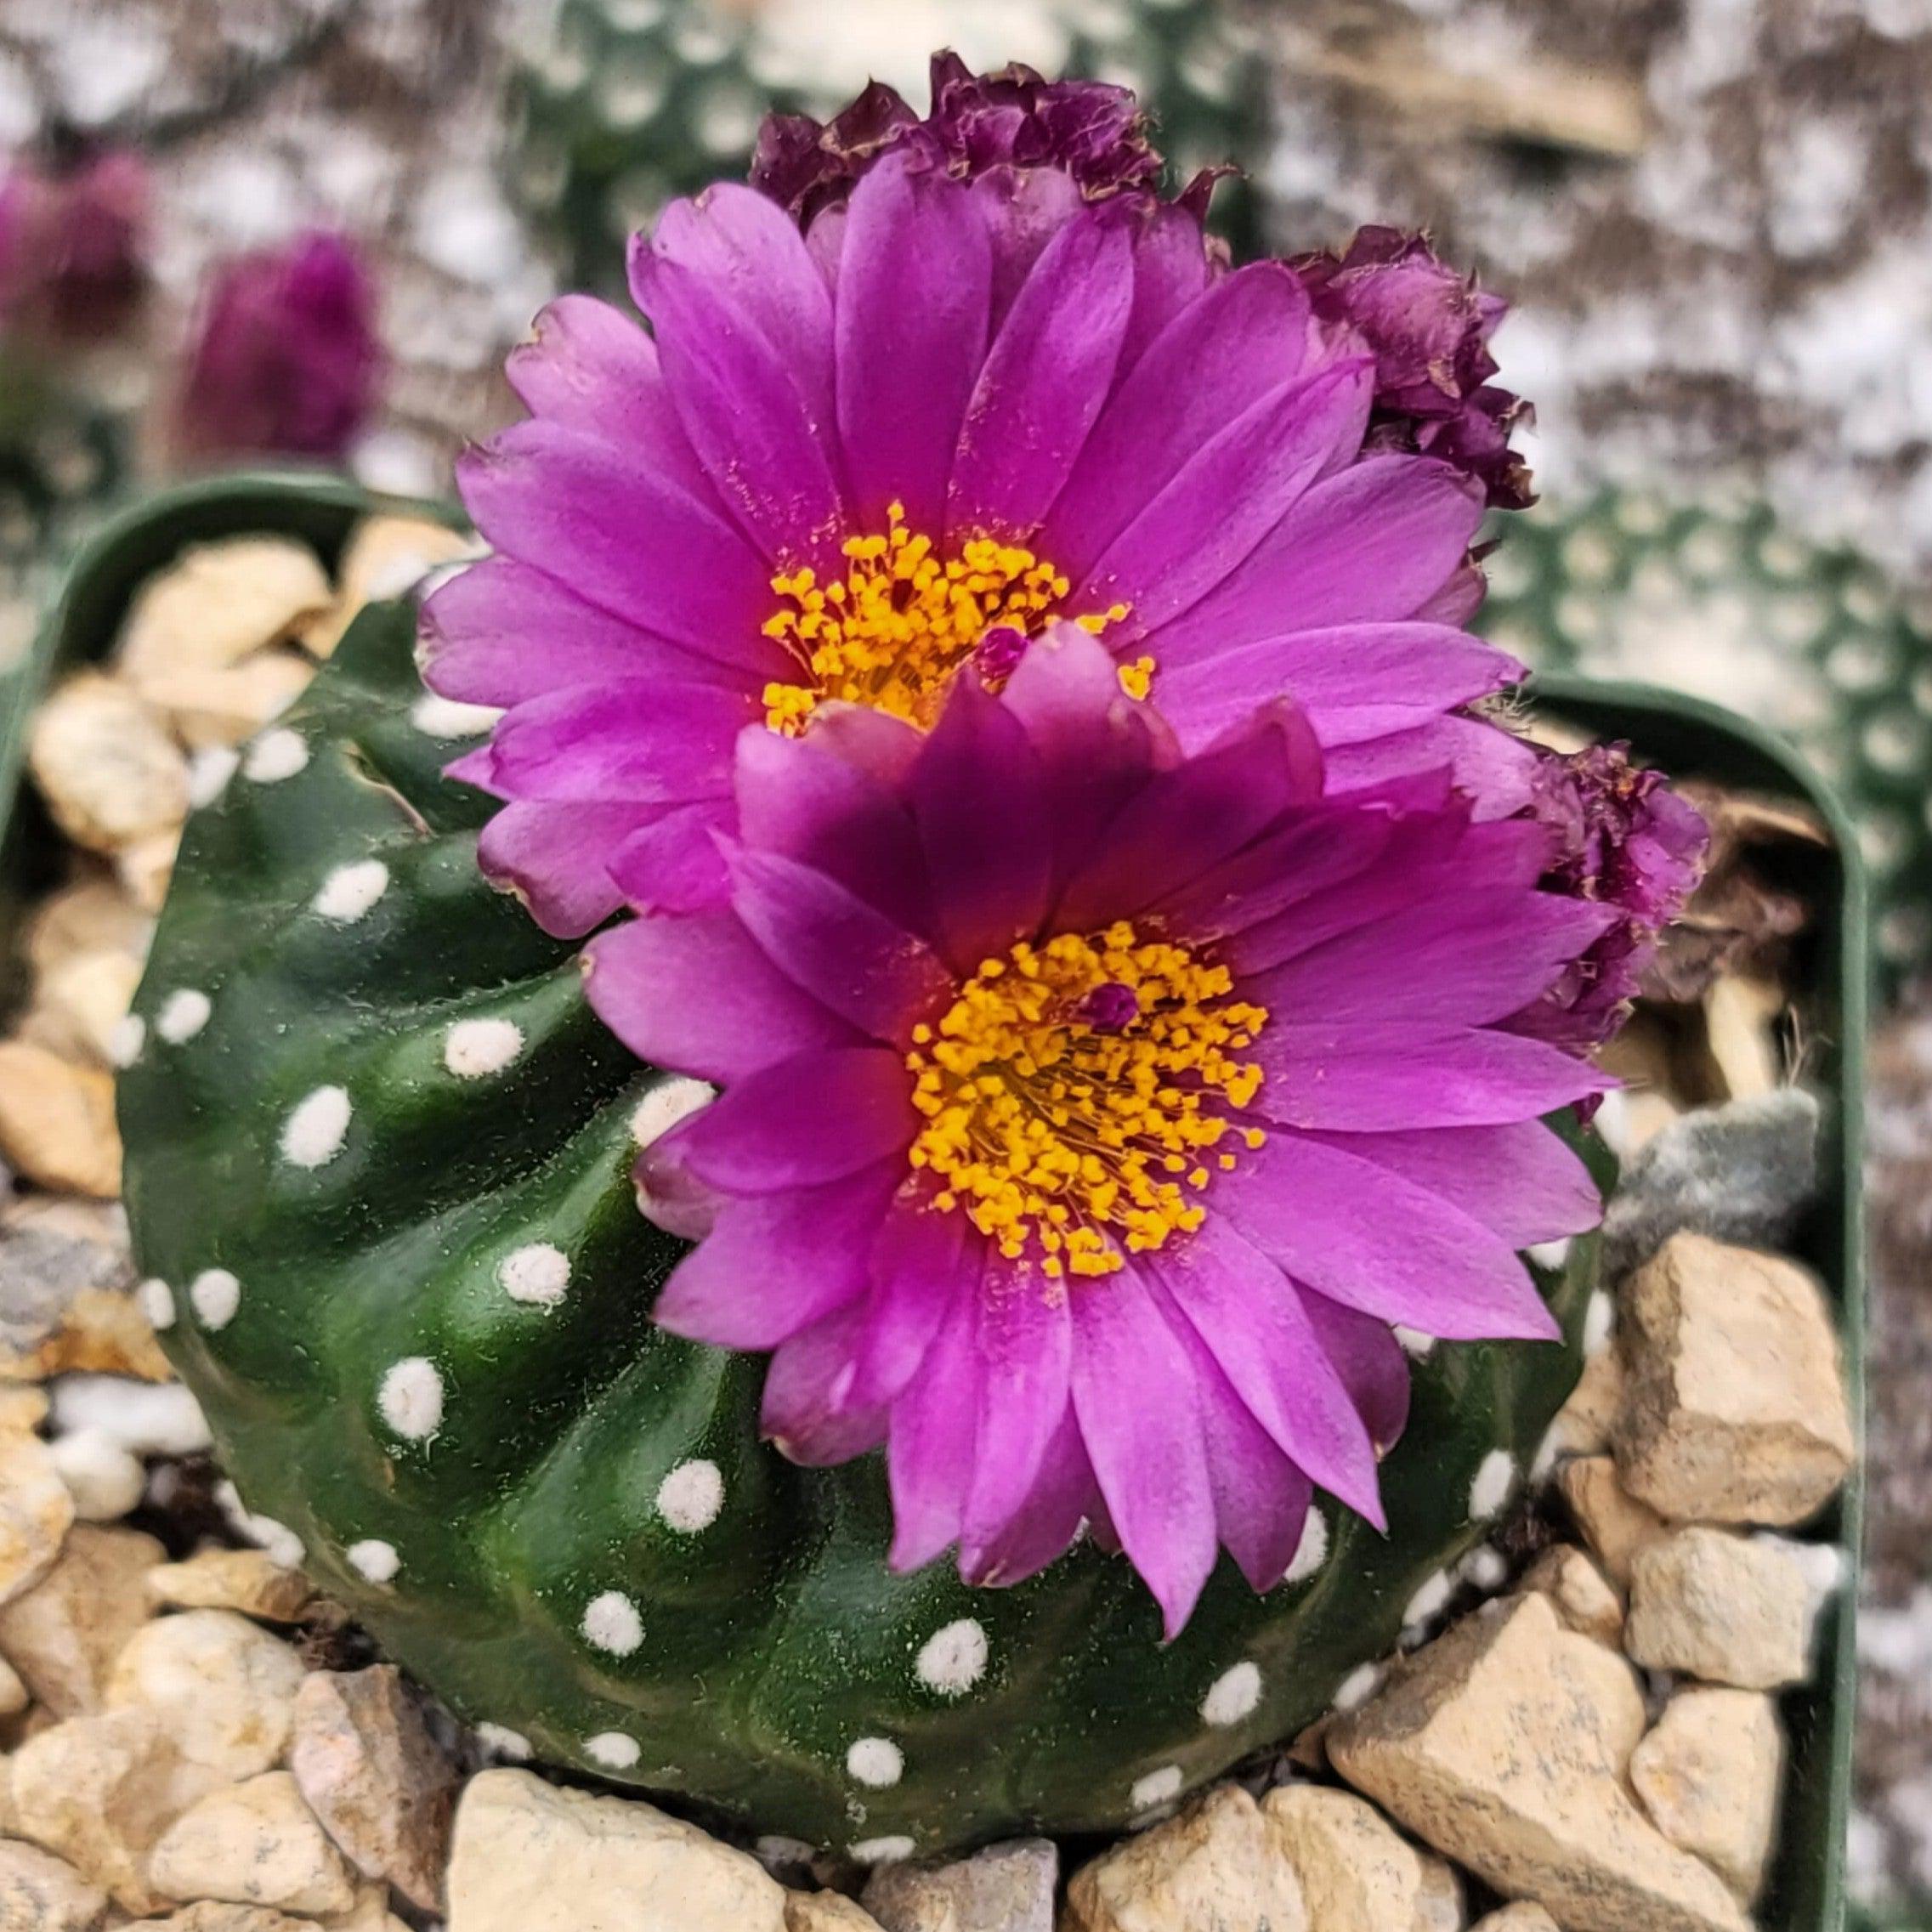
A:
[[0, 147, 150, 348], [175, 229, 382, 462]]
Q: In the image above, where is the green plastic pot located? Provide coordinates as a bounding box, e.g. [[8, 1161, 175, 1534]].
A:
[[0, 479, 1867, 1921]]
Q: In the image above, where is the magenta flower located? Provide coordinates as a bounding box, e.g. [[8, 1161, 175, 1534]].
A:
[[0, 147, 150, 348], [175, 230, 382, 461], [1293, 226, 1532, 511], [1511, 743, 1710, 1050], [425, 61, 1538, 943], [586, 629, 1614, 1635]]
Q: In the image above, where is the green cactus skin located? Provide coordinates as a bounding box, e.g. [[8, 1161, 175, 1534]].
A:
[[121, 597, 1611, 1858]]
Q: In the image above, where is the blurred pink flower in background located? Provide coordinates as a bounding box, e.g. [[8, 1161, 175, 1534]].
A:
[[0, 146, 151, 350]]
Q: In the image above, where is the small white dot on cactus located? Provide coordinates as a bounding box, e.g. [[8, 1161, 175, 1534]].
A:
[[1460, 1544, 1509, 1591], [581, 1590, 644, 1655], [215, 1481, 304, 1568], [846, 1737, 904, 1788], [282, 1085, 352, 1169], [243, 728, 309, 783], [498, 1244, 570, 1307], [630, 1075, 717, 1147], [138, 1277, 176, 1330], [1528, 1237, 1573, 1271], [849, 1836, 916, 1867], [378, 1357, 444, 1442], [586, 1731, 642, 1771], [411, 693, 505, 739], [1334, 1663, 1383, 1712], [1583, 1289, 1615, 1357], [348, 1538, 399, 1584], [915, 1618, 988, 1697], [313, 859, 390, 923], [1402, 1569, 1453, 1629], [1200, 1660, 1261, 1727], [1392, 1325, 1436, 1359], [108, 1015, 146, 1068], [1469, 1449, 1517, 1521], [1283, 1506, 1328, 1585], [156, 989, 212, 1045], [445, 1017, 524, 1079], [476, 1723, 532, 1762], [189, 1267, 241, 1330], [188, 744, 241, 807], [1130, 1765, 1184, 1811], [655, 1459, 724, 1533]]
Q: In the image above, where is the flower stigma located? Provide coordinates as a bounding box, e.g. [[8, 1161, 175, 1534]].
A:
[[761, 501, 1137, 734], [905, 924, 1268, 1279]]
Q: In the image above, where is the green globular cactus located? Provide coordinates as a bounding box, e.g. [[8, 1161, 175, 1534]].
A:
[[507, 0, 1268, 298], [121, 597, 1608, 1856], [1476, 490, 1932, 985]]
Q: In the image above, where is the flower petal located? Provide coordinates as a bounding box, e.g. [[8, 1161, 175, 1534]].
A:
[[1119, 201, 1214, 371], [484, 678, 752, 805], [957, 1400, 1101, 1590], [1297, 1287, 1411, 1456], [762, 1303, 891, 1465], [1323, 713, 1541, 821], [960, 1270, 1072, 1565], [475, 800, 658, 938], [606, 802, 734, 914], [887, 1270, 983, 1572], [847, 1198, 977, 1411]]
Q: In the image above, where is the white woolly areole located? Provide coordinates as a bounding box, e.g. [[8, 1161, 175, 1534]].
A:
[[631, 1075, 717, 1147], [1462, 1546, 1509, 1591], [581, 1591, 644, 1656], [1334, 1663, 1383, 1712], [915, 1618, 989, 1697], [1392, 1325, 1437, 1359], [281, 1085, 352, 1168], [348, 1538, 399, 1584], [1403, 1569, 1454, 1629], [108, 1014, 146, 1068], [846, 1737, 904, 1788], [1283, 1507, 1329, 1585], [313, 858, 390, 923], [586, 1731, 641, 1771], [1469, 1449, 1518, 1521], [1201, 1661, 1261, 1727], [243, 728, 309, 783], [849, 1837, 916, 1867], [188, 744, 241, 807], [1131, 1765, 1185, 1811], [445, 1017, 524, 1078], [476, 1724, 532, 1761], [411, 693, 504, 739], [1583, 1289, 1616, 1357], [378, 1357, 444, 1441], [654, 1459, 724, 1533], [137, 1277, 175, 1331], [215, 1482, 305, 1568], [156, 989, 212, 1044], [498, 1243, 570, 1307], [189, 1267, 241, 1330]]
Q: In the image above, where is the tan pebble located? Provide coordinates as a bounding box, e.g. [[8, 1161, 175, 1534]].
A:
[[128, 1905, 317, 1930], [149, 1771, 358, 1917], [114, 828, 182, 915], [0, 1044, 122, 1198], [1468, 1909, 1559, 1931], [1063, 1784, 1308, 1932], [785, 1892, 883, 1930], [303, 517, 477, 659], [0, 1428, 76, 1606], [4, 1288, 173, 1385], [1558, 1455, 1669, 1586], [147, 1548, 313, 1623], [0, 1648, 29, 1714], [0, 1835, 109, 1930], [1264, 1782, 1462, 1931], [1617, 1232, 1855, 1527], [1702, 976, 1783, 1101], [1629, 1686, 1783, 1902], [27, 950, 144, 1066], [24, 875, 152, 976], [1538, 1342, 1625, 1467], [0, 1524, 168, 1715], [0, 1387, 51, 1431], [105, 1611, 305, 1782], [1327, 1594, 1748, 1932], [1520, 1545, 1625, 1647], [861, 1837, 1056, 1932], [133, 652, 315, 751], [117, 539, 332, 683], [1624, 1527, 1813, 1690], [27, 675, 187, 853]]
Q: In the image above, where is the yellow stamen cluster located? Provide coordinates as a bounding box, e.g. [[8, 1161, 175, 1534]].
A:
[[906, 923, 1268, 1280], [760, 502, 1136, 734]]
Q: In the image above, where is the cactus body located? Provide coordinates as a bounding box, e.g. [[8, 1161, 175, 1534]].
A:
[[121, 598, 1606, 1856]]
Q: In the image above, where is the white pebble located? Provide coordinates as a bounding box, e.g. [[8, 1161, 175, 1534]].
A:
[[51, 1376, 210, 1456], [1402, 1569, 1454, 1629], [654, 1459, 724, 1533], [1334, 1663, 1383, 1712], [915, 1618, 989, 1697], [445, 1017, 524, 1078], [348, 1538, 399, 1584], [281, 1085, 352, 1168], [498, 1243, 570, 1307], [1393, 1325, 1437, 1359], [1202, 1660, 1262, 1726], [188, 744, 241, 807], [850, 1837, 916, 1867], [156, 988, 212, 1044], [48, 1427, 145, 1521], [847, 1737, 904, 1788], [1469, 1450, 1518, 1521], [411, 693, 503, 739], [476, 1724, 532, 1761], [581, 1591, 644, 1656], [243, 728, 309, 783], [108, 1015, 146, 1068], [585, 1731, 641, 1771], [1283, 1507, 1329, 1585], [190, 1266, 241, 1330], [137, 1277, 175, 1331], [378, 1357, 444, 1442], [631, 1075, 716, 1147], [1130, 1765, 1185, 1811], [1583, 1289, 1616, 1357], [313, 858, 389, 922]]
